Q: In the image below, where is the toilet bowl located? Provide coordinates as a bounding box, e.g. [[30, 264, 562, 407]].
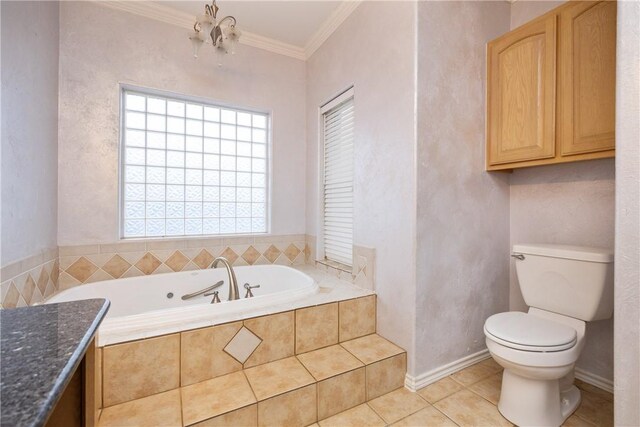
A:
[[485, 308, 586, 426], [484, 244, 613, 427]]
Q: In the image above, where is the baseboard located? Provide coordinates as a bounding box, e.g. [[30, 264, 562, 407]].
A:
[[575, 367, 614, 394], [404, 349, 491, 391]]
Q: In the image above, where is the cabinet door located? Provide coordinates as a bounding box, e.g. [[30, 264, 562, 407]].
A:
[[487, 15, 557, 167], [559, 1, 616, 156]]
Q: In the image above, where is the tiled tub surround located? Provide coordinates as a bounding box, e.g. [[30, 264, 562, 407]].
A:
[[96, 295, 402, 426], [58, 235, 376, 291], [0, 248, 59, 308], [58, 235, 309, 289]]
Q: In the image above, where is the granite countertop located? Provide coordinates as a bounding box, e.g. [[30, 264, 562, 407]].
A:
[[1, 299, 110, 427]]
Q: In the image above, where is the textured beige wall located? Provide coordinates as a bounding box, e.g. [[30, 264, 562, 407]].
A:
[[507, 0, 616, 383], [57, 1, 306, 246], [614, 0, 640, 423], [305, 2, 418, 374], [415, 0, 511, 375], [510, 0, 564, 28], [1, 1, 59, 266]]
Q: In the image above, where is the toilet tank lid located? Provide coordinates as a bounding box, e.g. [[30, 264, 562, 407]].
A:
[[513, 244, 613, 263]]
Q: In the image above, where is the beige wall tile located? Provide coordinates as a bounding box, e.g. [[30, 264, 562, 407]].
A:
[[257, 384, 317, 427], [192, 404, 257, 427], [339, 296, 376, 342], [66, 257, 98, 283], [317, 367, 366, 420], [368, 387, 428, 424], [434, 389, 511, 427], [243, 311, 294, 368], [244, 357, 315, 401], [418, 377, 463, 404], [366, 353, 407, 400], [181, 371, 256, 426], [391, 406, 458, 427], [296, 303, 339, 354], [165, 250, 190, 272], [181, 322, 243, 386], [102, 334, 180, 407], [98, 389, 182, 427], [193, 249, 215, 269], [297, 345, 363, 381], [134, 253, 162, 275], [341, 334, 404, 365], [318, 404, 385, 427]]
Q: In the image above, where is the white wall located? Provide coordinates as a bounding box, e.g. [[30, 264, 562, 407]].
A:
[[614, 0, 640, 423], [305, 2, 418, 374], [57, 1, 306, 246], [1, 1, 59, 266], [507, 0, 616, 382], [415, 0, 511, 376]]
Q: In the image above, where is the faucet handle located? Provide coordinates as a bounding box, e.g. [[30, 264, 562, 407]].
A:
[[244, 283, 260, 298], [206, 291, 221, 304]]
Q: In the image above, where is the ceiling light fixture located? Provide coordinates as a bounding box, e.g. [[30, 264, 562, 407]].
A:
[[189, 0, 241, 58]]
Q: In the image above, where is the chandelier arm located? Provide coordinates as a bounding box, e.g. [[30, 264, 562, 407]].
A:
[[217, 16, 237, 27]]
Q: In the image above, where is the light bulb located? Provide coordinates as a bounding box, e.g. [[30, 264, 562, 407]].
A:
[[227, 26, 241, 54], [197, 13, 215, 37], [189, 31, 205, 58]]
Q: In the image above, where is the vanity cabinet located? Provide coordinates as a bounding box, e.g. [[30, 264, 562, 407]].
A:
[[486, 0, 616, 171]]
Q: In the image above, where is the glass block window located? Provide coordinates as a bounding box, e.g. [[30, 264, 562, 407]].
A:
[[120, 88, 269, 238]]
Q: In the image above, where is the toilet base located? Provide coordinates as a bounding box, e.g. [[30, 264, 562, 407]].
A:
[[497, 369, 581, 427]]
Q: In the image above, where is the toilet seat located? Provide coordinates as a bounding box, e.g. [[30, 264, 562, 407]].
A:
[[484, 312, 577, 352]]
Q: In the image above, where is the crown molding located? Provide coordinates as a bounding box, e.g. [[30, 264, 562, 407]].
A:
[[304, 0, 362, 59], [94, 0, 305, 60]]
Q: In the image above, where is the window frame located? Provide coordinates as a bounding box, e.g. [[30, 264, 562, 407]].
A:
[[317, 86, 355, 267], [118, 84, 272, 240]]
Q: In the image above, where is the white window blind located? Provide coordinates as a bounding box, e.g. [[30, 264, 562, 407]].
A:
[[322, 90, 354, 266], [120, 88, 269, 238]]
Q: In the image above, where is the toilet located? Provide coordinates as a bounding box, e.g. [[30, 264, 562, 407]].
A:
[[484, 244, 613, 427]]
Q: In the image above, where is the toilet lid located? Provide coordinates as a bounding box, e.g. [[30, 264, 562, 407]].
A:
[[484, 312, 577, 352]]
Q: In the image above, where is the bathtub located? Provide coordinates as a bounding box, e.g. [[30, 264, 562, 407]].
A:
[[47, 265, 318, 345]]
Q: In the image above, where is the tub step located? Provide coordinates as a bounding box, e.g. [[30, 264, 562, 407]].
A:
[[98, 333, 407, 426]]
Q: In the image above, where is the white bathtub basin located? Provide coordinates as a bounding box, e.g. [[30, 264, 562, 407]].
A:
[[47, 265, 318, 345]]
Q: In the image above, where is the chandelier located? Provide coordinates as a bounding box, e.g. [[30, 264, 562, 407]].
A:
[[189, 1, 241, 58]]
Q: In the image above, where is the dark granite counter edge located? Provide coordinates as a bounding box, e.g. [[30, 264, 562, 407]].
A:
[[33, 299, 110, 427]]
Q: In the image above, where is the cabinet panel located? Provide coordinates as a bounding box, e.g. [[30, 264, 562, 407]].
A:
[[487, 15, 557, 166], [560, 1, 616, 156]]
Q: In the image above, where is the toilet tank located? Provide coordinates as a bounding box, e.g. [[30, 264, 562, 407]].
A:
[[513, 244, 614, 321]]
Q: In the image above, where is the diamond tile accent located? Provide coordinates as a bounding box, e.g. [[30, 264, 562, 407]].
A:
[[263, 245, 281, 263], [102, 255, 131, 278], [165, 251, 190, 272], [241, 246, 261, 265], [21, 275, 36, 305], [3, 282, 20, 308], [220, 247, 239, 264], [284, 244, 301, 262], [193, 249, 214, 269], [51, 260, 60, 287], [135, 253, 162, 275], [36, 268, 49, 294], [224, 326, 262, 364], [66, 257, 99, 283]]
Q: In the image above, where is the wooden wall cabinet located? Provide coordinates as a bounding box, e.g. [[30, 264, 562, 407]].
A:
[[486, 1, 617, 171]]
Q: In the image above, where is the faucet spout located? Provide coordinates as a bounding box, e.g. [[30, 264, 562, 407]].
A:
[[210, 257, 240, 301]]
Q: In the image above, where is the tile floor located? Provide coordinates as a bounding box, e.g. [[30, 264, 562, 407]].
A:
[[318, 358, 614, 427]]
